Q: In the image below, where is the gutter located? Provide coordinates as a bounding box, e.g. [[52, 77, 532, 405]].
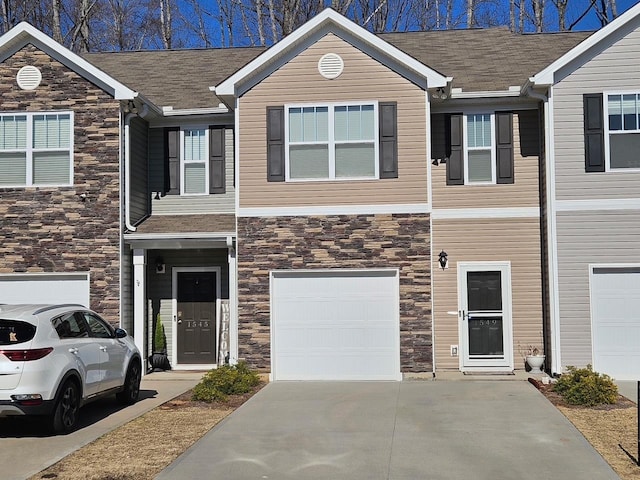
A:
[[124, 103, 149, 232]]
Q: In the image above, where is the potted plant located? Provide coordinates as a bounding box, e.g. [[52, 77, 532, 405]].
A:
[[523, 345, 545, 374], [150, 314, 171, 371]]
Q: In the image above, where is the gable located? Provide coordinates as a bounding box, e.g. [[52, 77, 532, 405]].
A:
[[214, 8, 448, 101], [0, 22, 135, 100]]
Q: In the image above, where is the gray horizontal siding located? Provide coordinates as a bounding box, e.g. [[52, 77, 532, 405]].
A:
[[556, 210, 640, 369], [146, 249, 229, 364], [553, 22, 640, 201], [149, 127, 235, 215]]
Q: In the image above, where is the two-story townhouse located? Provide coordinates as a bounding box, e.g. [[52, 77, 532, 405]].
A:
[[85, 48, 261, 370], [530, 2, 640, 380], [2, 12, 607, 381], [0, 23, 135, 327], [382, 29, 589, 374], [212, 10, 589, 379]]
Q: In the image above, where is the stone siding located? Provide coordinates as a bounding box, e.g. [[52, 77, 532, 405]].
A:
[[0, 46, 121, 324], [237, 214, 432, 372]]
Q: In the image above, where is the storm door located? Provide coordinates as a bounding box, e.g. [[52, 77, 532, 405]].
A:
[[175, 269, 219, 365], [459, 262, 513, 370]]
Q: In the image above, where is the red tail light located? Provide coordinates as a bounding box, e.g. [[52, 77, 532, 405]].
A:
[[0, 348, 53, 361]]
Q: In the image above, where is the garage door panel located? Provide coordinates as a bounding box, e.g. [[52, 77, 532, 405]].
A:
[[0, 273, 89, 306], [272, 271, 400, 381], [591, 269, 640, 380]]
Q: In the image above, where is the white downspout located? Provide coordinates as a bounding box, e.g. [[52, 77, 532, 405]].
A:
[[124, 104, 149, 232], [526, 87, 561, 374]]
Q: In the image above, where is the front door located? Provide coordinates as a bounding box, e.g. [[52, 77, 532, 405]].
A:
[[176, 271, 217, 365], [459, 262, 513, 370]]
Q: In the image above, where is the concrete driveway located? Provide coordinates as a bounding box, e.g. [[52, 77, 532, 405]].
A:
[[0, 371, 201, 480], [157, 381, 619, 480]]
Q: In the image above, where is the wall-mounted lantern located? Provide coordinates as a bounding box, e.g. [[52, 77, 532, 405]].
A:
[[155, 256, 165, 274], [438, 250, 449, 270]]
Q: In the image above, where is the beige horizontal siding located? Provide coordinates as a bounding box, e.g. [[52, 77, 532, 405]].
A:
[[553, 25, 640, 200], [432, 218, 544, 370], [431, 110, 541, 209], [238, 33, 428, 208], [556, 210, 640, 369]]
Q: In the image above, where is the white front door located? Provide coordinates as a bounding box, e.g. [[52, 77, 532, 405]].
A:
[[459, 262, 513, 371]]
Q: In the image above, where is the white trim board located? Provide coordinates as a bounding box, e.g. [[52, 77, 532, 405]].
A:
[[213, 8, 447, 99], [531, 2, 640, 86], [555, 198, 640, 212], [238, 203, 430, 217], [0, 22, 135, 100], [432, 207, 539, 219]]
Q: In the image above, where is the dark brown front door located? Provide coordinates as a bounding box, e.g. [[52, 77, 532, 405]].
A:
[[177, 271, 217, 364]]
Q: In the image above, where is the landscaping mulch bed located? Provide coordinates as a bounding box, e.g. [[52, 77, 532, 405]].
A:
[[29, 383, 265, 480], [530, 378, 640, 480]]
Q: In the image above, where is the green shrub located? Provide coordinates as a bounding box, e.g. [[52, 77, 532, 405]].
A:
[[553, 365, 618, 406], [153, 315, 166, 353], [192, 362, 261, 403]]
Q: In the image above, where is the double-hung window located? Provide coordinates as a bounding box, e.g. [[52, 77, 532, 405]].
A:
[[465, 113, 495, 184], [605, 93, 640, 170], [0, 112, 73, 187], [286, 103, 378, 180], [181, 127, 208, 195]]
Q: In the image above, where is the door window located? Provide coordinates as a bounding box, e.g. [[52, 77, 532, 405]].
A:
[[82, 313, 114, 339], [52, 312, 89, 339]]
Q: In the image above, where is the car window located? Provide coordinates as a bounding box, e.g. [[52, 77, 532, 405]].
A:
[[82, 313, 114, 339], [52, 312, 89, 339], [0, 320, 36, 345]]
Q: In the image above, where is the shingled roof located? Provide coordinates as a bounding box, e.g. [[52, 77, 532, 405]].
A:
[[380, 28, 593, 92], [83, 47, 264, 110], [83, 27, 592, 110]]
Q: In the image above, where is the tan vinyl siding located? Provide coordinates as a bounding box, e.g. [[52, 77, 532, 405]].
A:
[[149, 127, 235, 215], [556, 210, 640, 369], [238, 33, 427, 208], [130, 116, 149, 225], [432, 217, 544, 370], [553, 23, 640, 200], [431, 110, 541, 209]]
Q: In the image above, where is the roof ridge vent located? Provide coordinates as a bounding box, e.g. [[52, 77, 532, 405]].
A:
[[17, 65, 42, 90], [318, 53, 344, 80]]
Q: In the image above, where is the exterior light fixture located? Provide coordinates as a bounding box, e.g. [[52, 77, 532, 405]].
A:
[[438, 250, 448, 270], [155, 256, 165, 274]]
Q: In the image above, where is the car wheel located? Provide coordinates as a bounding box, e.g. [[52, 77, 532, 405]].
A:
[[116, 361, 141, 405], [51, 380, 80, 434]]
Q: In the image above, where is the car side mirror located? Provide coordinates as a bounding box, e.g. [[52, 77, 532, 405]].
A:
[[115, 328, 128, 339]]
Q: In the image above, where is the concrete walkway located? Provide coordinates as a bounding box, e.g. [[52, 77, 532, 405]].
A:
[[157, 381, 620, 480], [0, 371, 202, 480]]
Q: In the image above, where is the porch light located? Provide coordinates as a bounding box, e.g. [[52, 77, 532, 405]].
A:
[[155, 256, 165, 274], [438, 250, 448, 270]]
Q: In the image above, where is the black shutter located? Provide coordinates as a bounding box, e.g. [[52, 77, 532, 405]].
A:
[[496, 112, 514, 184], [209, 126, 225, 194], [446, 113, 464, 185], [164, 127, 180, 195], [379, 102, 398, 178], [266, 106, 285, 182], [584, 93, 605, 172]]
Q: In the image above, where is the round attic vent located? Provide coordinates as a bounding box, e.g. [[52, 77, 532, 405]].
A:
[[17, 66, 42, 90], [318, 53, 344, 79]]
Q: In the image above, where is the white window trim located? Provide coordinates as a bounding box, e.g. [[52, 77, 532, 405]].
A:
[[180, 126, 209, 196], [463, 111, 496, 185], [0, 111, 74, 187], [603, 90, 640, 173], [284, 101, 379, 182]]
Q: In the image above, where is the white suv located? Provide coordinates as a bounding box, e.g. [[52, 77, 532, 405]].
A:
[[0, 304, 141, 434]]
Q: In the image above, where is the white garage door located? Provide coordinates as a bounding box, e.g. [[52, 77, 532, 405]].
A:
[[271, 270, 400, 381], [0, 273, 90, 306], [591, 267, 640, 380]]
